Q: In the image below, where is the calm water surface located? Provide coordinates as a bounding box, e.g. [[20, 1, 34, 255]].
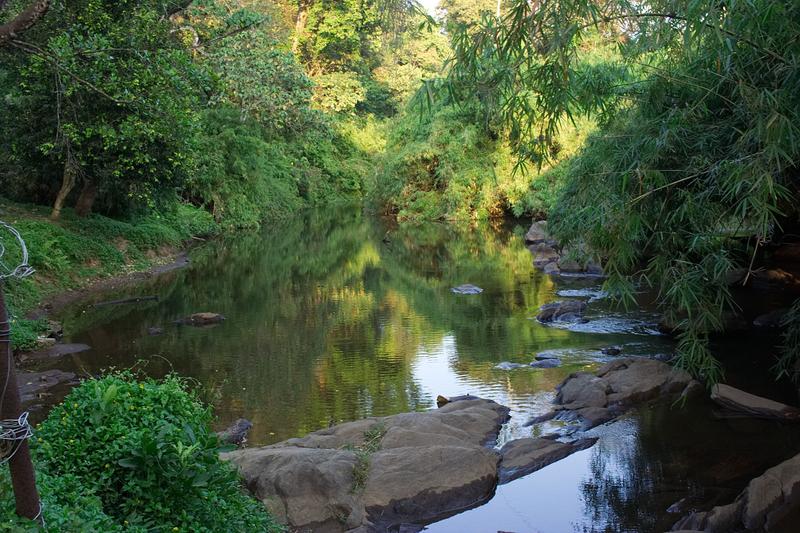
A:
[[42, 207, 800, 532]]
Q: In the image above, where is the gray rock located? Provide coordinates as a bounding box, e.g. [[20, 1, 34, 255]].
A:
[[498, 437, 597, 484], [534, 353, 559, 361], [601, 346, 622, 356], [19, 343, 90, 362], [225, 398, 511, 532], [529, 359, 561, 368], [542, 261, 561, 275], [217, 418, 253, 446], [524, 221, 552, 245], [553, 359, 696, 430], [147, 326, 164, 336], [672, 451, 800, 531], [18, 369, 78, 403], [450, 284, 483, 295], [529, 244, 560, 268], [710, 383, 800, 421], [537, 300, 588, 323]]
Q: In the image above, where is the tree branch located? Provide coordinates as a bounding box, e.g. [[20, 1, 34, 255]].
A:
[[0, 0, 50, 47]]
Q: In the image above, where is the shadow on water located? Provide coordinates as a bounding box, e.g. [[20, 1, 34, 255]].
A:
[[34, 205, 800, 532]]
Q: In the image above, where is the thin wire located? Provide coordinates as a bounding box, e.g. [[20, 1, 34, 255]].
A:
[[0, 221, 35, 280], [0, 412, 33, 465]]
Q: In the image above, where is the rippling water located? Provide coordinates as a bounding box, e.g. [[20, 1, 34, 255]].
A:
[[40, 207, 800, 532]]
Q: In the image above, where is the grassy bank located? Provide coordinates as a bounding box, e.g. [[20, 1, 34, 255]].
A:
[[0, 199, 220, 350]]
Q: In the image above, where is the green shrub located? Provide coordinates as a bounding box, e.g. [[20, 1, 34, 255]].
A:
[[24, 372, 281, 532]]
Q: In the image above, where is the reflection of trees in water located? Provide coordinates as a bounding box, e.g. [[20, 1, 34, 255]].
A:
[[63, 207, 630, 444], [579, 399, 800, 532]]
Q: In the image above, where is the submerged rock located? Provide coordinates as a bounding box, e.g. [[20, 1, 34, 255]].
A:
[[224, 397, 510, 532], [494, 361, 526, 370], [537, 300, 588, 323], [498, 437, 597, 484], [672, 450, 800, 532], [451, 284, 483, 295], [601, 346, 623, 356], [175, 312, 225, 326], [18, 369, 78, 404], [529, 359, 561, 369], [19, 343, 90, 362]]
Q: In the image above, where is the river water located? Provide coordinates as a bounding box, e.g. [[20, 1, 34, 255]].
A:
[[43, 207, 800, 532]]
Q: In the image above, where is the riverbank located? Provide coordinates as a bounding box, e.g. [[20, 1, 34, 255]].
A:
[[0, 198, 220, 350]]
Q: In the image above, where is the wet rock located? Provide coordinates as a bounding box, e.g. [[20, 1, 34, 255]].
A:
[[217, 418, 253, 446], [498, 437, 598, 484], [18, 369, 78, 403], [450, 284, 483, 295], [710, 384, 800, 421], [147, 326, 164, 336], [524, 221, 552, 245], [534, 353, 559, 361], [542, 261, 561, 275], [537, 301, 588, 323], [20, 343, 90, 362], [435, 394, 479, 408], [529, 359, 561, 369], [753, 309, 788, 328], [601, 346, 622, 356], [46, 320, 63, 340], [551, 359, 697, 430], [35, 336, 56, 348], [494, 362, 526, 370], [225, 398, 510, 532], [175, 312, 225, 326], [671, 450, 800, 532], [529, 244, 560, 268]]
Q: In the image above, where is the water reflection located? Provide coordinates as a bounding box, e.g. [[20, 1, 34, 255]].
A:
[[46, 207, 674, 445]]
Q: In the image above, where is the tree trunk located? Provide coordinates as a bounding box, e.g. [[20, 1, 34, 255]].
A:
[[292, 0, 311, 55], [0, 284, 41, 521], [50, 157, 78, 220], [74, 179, 98, 218], [0, 1, 51, 47]]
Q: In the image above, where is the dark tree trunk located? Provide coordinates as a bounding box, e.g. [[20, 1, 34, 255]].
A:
[[0, 1, 50, 46], [74, 179, 98, 218], [0, 285, 41, 520]]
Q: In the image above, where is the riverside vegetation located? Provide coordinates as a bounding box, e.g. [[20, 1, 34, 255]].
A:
[[1, 0, 800, 531]]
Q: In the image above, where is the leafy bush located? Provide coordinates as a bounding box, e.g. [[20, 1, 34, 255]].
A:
[[312, 72, 366, 114], [21, 373, 282, 532]]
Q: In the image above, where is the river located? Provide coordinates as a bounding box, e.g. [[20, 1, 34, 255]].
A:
[[40, 206, 800, 532]]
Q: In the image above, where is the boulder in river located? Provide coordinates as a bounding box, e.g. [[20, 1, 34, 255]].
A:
[[224, 397, 510, 532], [217, 418, 253, 446], [672, 450, 800, 532], [710, 384, 800, 421], [537, 300, 588, 323], [545, 358, 698, 431], [451, 284, 483, 295], [175, 312, 225, 326], [524, 221, 553, 245]]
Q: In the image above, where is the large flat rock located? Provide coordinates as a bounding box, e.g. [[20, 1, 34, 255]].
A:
[[225, 397, 510, 532], [498, 437, 598, 484]]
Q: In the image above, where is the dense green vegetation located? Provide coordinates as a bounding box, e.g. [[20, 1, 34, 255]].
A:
[[0, 373, 281, 531], [406, 0, 800, 380]]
